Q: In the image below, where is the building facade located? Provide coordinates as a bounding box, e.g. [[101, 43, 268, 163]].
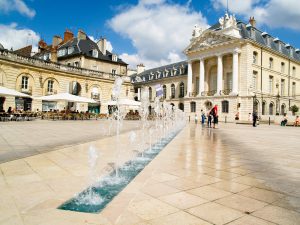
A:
[[131, 14, 300, 122], [0, 49, 132, 113]]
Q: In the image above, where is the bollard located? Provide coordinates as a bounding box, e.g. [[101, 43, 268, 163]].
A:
[[225, 116, 227, 123], [189, 116, 190, 122], [269, 117, 271, 125]]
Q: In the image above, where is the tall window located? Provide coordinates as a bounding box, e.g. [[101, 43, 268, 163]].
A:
[[280, 79, 285, 96], [92, 49, 98, 58], [262, 101, 266, 115], [292, 82, 296, 97], [269, 57, 273, 69], [21, 76, 28, 89], [253, 51, 258, 64], [171, 84, 175, 98], [281, 62, 285, 73], [222, 100, 229, 113], [112, 69, 116, 75], [269, 102, 274, 115], [179, 82, 184, 98], [190, 101, 196, 112], [47, 80, 54, 93], [293, 66, 296, 76], [269, 76, 273, 94], [163, 85, 166, 99], [149, 87, 152, 100], [252, 71, 258, 90]]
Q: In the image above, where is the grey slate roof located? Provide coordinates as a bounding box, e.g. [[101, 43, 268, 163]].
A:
[[131, 61, 187, 84], [0, 43, 4, 50], [57, 37, 127, 65]]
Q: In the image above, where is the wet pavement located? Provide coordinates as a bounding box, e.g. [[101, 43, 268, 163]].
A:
[[0, 123, 299, 224]]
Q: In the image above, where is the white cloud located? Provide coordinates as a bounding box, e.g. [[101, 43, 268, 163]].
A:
[[0, 23, 40, 53], [0, 0, 36, 18], [109, 0, 208, 69], [212, 0, 300, 30]]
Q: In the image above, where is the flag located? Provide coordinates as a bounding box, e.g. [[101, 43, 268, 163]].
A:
[[155, 84, 163, 97]]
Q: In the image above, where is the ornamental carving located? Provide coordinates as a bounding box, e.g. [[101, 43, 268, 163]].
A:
[[219, 13, 237, 29]]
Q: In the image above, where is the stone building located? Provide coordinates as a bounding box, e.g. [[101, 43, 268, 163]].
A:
[[131, 14, 300, 122], [0, 42, 131, 113]]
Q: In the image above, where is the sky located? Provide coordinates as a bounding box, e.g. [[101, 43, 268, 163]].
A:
[[0, 0, 300, 69]]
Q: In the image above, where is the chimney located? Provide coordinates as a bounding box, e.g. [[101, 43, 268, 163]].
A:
[[50, 47, 57, 62], [38, 39, 47, 53], [77, 29, 86, 40], [137, 63, 145, 74], [64, 29, 74, 42], [52, 35, 62, 47], [97, 38, 107, 55], [249, 17, 256, 27]]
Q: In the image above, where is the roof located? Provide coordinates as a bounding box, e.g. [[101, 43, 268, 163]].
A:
[[210, 20, 300, 62], [131, 61, 187, 84], [13, 45, 32, 57], [57, 36, 127, 65], [0, 43, 4, 50]]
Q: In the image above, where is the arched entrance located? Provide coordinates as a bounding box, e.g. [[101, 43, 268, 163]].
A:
[[178, 102, 184, 111]]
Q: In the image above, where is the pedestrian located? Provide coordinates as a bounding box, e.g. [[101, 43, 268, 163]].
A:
[[201, 109, 206, 125], [212, 105, 218, 128], [252, 111, 258, 127], [207, 112, 212, 128]]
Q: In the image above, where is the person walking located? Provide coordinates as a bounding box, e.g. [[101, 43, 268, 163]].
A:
[[201, 109, 206, 125], [207, 112, 212, 128], [212, 105, 218, 129], [252, 111, 258, 127]]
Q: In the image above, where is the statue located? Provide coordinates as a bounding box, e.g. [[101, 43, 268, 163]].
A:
[[192, 24, 203, 38], [219, 13, 237, 29]]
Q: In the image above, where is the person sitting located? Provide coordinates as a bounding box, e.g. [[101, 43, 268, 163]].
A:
[[7, 106, 13, 114], [294, 116, 300, 127], [280, 114, 288, 126]]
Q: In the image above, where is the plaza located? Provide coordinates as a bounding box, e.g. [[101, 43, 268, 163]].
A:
[[0, 120, 299, 225]]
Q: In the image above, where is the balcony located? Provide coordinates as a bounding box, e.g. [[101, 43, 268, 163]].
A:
[[221, 89, 232, 95], [91, 93, 100, 100], [46, 90, 57, 95], [18, 85, 32, 95]]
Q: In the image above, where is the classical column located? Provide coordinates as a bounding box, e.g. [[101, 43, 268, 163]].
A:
[[216, 54, 223, 95], [198, 58, 205, 96], [137, 88, 141, 100], [187, 61, 193, 97], [231, 48, 240, 95]]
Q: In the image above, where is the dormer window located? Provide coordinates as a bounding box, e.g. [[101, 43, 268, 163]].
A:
[[58, 48, 66, 57], [112, 54, 118, 62], [68, 46, 74, 54], [92, 49, 98, 58]]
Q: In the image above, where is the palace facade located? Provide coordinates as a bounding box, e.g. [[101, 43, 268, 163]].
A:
[[0, 30, 132, 113], [131, 15, 300, 122]]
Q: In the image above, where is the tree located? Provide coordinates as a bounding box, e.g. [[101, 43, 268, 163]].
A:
[[290, 105, 299, 115]]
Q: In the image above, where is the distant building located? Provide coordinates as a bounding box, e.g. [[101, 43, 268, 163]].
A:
[[132, 14, 300, 122]]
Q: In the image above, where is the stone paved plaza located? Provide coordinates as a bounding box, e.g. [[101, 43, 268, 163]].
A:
[[0, 122, 300, 225]]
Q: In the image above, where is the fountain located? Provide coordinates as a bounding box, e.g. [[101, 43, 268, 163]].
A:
[[58, 79, 186, 213]]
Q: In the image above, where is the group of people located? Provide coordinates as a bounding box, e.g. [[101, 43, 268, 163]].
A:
[[195, 105, 219, 128], [280, 114, 300, 126]]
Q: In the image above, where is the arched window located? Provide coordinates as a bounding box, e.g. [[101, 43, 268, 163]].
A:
[[179, 82, 184, 98], [171, 84, 175, 98], [262, 101, 266, 115], [47, 80, 54, 94], [269, 57, 273, 69], [163, 85, 167, 99], [149, 87, 152, 101], [21, 76, 29, 90], [179, 103, 184, 111], [190, 101, 196, 112], [222, 100, 229, 113], [253, 51, 258, 64], [269, 102, 274, 115], [281, 104, 286, 115]]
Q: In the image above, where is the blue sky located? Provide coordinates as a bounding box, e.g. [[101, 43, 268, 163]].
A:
[[0, 0, 300, 68]]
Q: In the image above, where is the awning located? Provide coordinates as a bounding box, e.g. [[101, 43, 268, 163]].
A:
[[104, 99, 141, 106], [34, 93, 97, 103], [0, 86, 31, 98]]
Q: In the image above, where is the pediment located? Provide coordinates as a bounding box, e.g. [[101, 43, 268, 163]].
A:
[[184, 31, 237, 54]]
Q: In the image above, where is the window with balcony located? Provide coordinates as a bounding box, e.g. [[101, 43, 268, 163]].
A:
[[190, 101, 196, 113], [179, 82, 184, 98], [269, 76, 273, 94], [280, 62, 285, 73], [252, 71, 258, 90], [253, 51, 258, 64], [280, 79, 285, 96], [269, 57, 273, 69], [292, 82, 296, 97], [221, 100, 229, 113], [163, 85, 166, 99], [21, 76, 28, 89], [171, 84, 175, 98], [47, 80, 54, 93]]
